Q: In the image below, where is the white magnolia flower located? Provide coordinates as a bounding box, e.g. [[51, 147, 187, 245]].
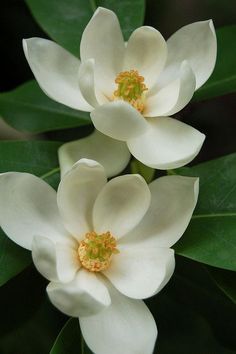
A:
[[23, 7, 217, 173], [0, 159, 198, 354]]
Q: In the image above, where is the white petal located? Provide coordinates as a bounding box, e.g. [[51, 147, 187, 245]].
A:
[[145, 61, 196, 117], [58, 130, 131, 178], [23, 38, 92, 111], [124, 26, 167, 89], [80, 283, 157, 354], [104, 246, 175, 299], [160, 20, 217, 90], [47, 269, 111, 317], [121, 175, 199, 248], [57, 159, 107, 239], [32, 235, 79, 282], [93, 174, 150, 239], [127, 117, 205, 169], [0, 172, 69, 250], [80, 7, 125, 96], [78, 59, 100, 108], [91, 101, 148, 141]]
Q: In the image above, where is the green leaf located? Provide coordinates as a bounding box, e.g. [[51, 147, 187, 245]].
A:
[[148, 256, 236, 353], [0, 266, 65, 354], [173, 153, 236, 271], [0, 140, 61, 188], [49, 318, 93, 354], [0, 140, 62, 285], [49, 319, 81, 354], [208, 267, 236, 304], [25, 0, 145, 56], [194, 25, 236, 101], [0, 229, 31, 287], [0, 80, 90, 133]]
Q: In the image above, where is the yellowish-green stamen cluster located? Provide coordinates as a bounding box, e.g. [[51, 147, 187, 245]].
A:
[[114, 70, 148, 113], [78, 231, 119, 272]]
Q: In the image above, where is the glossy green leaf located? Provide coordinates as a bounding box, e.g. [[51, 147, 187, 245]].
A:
[[173, 153, 236, 271], [25, 0, 145, 56], [0, 140, 62, 285], [208, 267, 236, 304], [194, 25, 236, 101], [0, 80, 90, 133]]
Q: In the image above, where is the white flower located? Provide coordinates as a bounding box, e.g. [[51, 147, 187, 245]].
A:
[[0, 159, 198, 354], [23, 7, 217, 172]]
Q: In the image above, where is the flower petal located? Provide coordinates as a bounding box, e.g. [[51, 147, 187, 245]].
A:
[[32, 235, 79, 282], [127, 117, 205, 169], [93, 174, 151, 239], [80, 283, 157, 354], [47, 269, 111, 317], [104, 246, 175, 299], [91, 101, 148, 141], [159, 20, 217, 90], [0, 172, 69, 250], [80, 7, 125, 96], [58, 130, 131, 178], [23, 38, 92, 111], [145, 61, 196, 117], [121, 175, 199, 248], [124, 26, 167, 89], [78, 59, 100, 108], [57, 159, 107, 239]]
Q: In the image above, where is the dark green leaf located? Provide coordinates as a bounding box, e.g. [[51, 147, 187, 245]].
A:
[[0, 229, 31, 286], [0, 266, 65, 354], [50, 319, 81, 354], [208, 267, 236, 304], [25, 0, 145, 56], [148, 256, 236, 353], [173, 153, 236, 271], [0, 140, 62, 285], [194, 25, 236, 101], [0, 80, 90, 133]]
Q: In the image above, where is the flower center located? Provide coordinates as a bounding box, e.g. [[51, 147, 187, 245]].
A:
[[78, 231, 119, 272], [113, 70, 148, 113]]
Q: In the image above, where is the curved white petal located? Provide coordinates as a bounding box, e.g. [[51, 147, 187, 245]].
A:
[[32, 235, 79, 282], [104, 246, 175, 299], [93, 174, 150, 239], [145, 61, 196, 117], [0, 172, 69, 250], [23, 38, 92, 111], [127, 117, 205, 170], [58, 130, 131, 178], [91, 101, 148, 141], [47, 269, 111, 317], [124, 26, 167, 89], [80, 283, 157, 354], [78, 59, 100, 107], [160, 20, 217, 90], [80, 7, 125, 96], [57, 159, 107, 240], [120, 175, 199, 248]]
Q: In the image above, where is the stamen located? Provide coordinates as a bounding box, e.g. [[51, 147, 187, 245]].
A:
[[114, 70, 148, 112], [78, 231, 119, 272]]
